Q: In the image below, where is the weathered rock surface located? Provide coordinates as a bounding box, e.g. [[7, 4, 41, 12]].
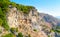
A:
[[7, 7, 48, 37], [4, 7, 60, 37]]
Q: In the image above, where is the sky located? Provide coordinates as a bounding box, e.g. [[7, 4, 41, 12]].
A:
[[10, 0, 60, 17]]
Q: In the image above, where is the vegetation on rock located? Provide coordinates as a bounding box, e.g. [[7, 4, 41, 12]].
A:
[[33, 29, 37, 32], [18, 32, 23, 37], [10, 28, 18, 34], [0, 0, 34, 30], [2, 33, 15, 37]]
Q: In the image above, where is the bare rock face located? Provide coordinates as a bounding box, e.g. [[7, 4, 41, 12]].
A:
[[7, 7, 48, 37]]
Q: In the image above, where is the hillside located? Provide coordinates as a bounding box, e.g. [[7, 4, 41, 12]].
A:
[[39, 13, 60, 26], [0, 0, 60, 37]]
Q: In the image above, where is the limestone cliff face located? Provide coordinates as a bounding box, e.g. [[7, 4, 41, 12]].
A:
[[7, 7, 48, 37], [6, 5, 60, 37]]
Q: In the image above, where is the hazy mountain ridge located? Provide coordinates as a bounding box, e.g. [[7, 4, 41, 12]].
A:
[[39, 13, 60, 37], [39, 13, 60, 26]]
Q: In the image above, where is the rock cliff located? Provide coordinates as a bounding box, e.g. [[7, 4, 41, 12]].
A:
[[0, 0, 60, 37], [6, 7, 48, 37]]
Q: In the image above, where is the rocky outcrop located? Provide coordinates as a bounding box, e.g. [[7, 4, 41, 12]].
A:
[[6, 7, 48, 37], [5, 6, 60, 37]]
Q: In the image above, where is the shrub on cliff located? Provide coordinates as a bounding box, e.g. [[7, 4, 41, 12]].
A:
[[10, 28, 18, 34], [18, 32, 23, 37], [16, 4, 35, 14]]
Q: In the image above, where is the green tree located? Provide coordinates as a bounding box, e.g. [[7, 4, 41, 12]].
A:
[[2, 20, 9, 30], [0, 7, 5, 16], [0, 1, 10, 30], [10, 2, 16, 7], [0, 18, 3, 26], [0, 0, 10, 8]]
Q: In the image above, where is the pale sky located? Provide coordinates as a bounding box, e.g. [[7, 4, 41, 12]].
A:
[[10, 0, 60, 17]]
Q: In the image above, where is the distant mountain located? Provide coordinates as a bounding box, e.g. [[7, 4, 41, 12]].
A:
[[39, 13, 60, 37], [39, 13, 60, 26]]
